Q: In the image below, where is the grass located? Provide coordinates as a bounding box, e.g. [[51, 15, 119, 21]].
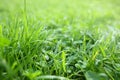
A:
[[0, 0, 120, 80]]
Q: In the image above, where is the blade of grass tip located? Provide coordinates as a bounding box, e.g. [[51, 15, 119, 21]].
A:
[[104, 67, 114, 80], [83, 35, 86, 53], [61, 51, 66, 72], [99, 45, 106, 57], [23, 0, 28, 38], [83, 35, 87, 61], [92, 50, 99, 61], [0, 25, 3, 37]]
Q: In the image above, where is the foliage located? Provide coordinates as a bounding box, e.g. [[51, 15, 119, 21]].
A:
[[0, 0, 120, 80]]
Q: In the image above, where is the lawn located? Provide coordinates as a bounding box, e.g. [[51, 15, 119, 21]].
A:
[[0, 0, 120, 80]]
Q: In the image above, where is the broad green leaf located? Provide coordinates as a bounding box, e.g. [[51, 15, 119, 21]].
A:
[[23, 70, 41, 79], [0, 37, 10, 47], [36, 75, 69, 80], [0, 25, 10, 47], [85, 71, 106, 80]]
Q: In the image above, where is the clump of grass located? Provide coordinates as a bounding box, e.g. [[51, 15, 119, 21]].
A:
[[0, 0, 120, 80]]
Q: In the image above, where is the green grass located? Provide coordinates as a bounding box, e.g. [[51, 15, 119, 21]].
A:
[[0, 0, 120, 80]]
